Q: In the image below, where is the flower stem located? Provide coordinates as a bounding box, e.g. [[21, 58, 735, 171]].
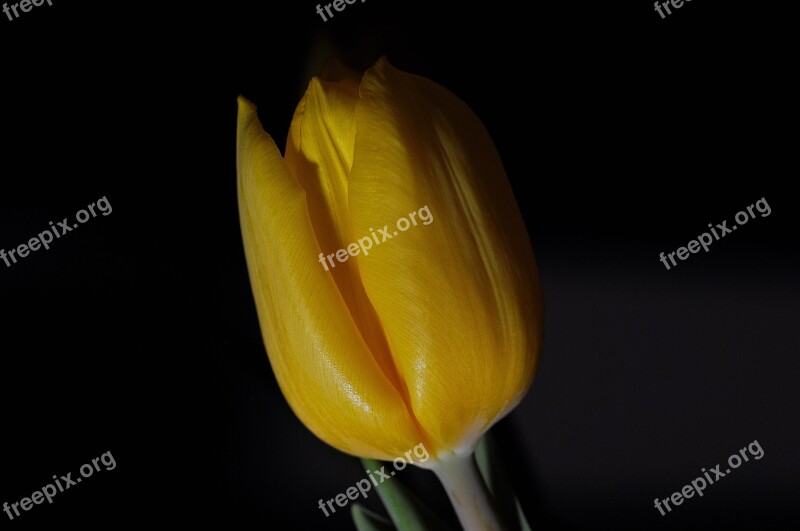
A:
[[431, 452, 508, 531]]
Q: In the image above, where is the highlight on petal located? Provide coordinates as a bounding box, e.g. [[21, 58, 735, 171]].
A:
[[237, 96, 424, 459], [347, 59, 544, 455]]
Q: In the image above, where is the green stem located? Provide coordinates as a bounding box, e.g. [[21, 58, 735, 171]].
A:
[[430, 452, 508, 531]]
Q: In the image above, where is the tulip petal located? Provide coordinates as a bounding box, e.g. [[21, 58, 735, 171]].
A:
[[284, 78, 403, 403], [237, 96, 423, 459], [285, 77, 358, 253], [348, 59, 544, 455]]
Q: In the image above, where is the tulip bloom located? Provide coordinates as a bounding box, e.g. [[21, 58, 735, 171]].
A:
[[237, 57, 543, 528]]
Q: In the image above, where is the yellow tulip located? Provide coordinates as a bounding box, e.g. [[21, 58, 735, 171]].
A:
[[237, 57, 543, 467]]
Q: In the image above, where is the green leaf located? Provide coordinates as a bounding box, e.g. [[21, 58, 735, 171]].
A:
[[361, 458, 450, 531], [352, 504, 396, 531], [475, 431, 532, 531], [516, 499, 532, 531]]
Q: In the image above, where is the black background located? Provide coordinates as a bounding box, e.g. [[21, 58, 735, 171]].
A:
[[0, 1, 796, 529]]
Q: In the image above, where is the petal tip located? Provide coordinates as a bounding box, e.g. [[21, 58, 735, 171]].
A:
[[237, 95, 257, 119]]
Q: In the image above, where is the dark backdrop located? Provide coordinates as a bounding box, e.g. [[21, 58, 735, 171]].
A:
[[0, 1, 796, 529]]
